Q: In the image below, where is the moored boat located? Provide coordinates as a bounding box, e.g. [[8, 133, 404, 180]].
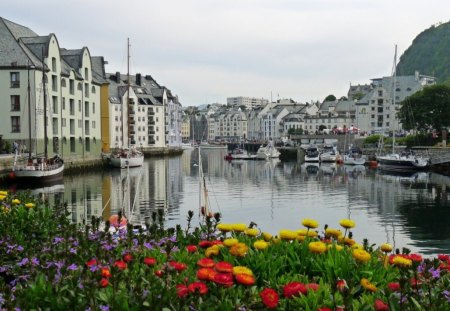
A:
[[304, 144, 320, 162]]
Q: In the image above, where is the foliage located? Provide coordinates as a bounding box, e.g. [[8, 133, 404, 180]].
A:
[[324, 94, 336, 102], [0, 191, 449, 310], [398, 84, 450, 132], [397, 21, 450, 83], [288, 128, 304, 135]]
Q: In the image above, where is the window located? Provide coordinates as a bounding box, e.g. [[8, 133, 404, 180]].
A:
[[69, 80, 74, 94], [78, 100, 81, 112], [85, 120, 90, 135], [10, 72, 20, 88], [85, 137, 90, 152], [84, 83, 89, 97], [77, 83, 82, 91], [70, 119, 75, 135], [52, 75, 57, 92], [69, 99, 75, 115], [378, 90, 383, 97], [91, 86, 96, 94], [70, 137, 75, 152], [61, 79, 66, 88], [52, 118, 58, 135], [92, 121, 96, 129], [406, 87, 411, 91], [85, 101, 89, 117], [11, 116, 20, 132], [11, 95, 20, 111], [52, 57, 57, 72], [62, 97, 66, 110], [85, 68, 89, 80], [52, 96, 58, 114], [92, 102, 95, 114]]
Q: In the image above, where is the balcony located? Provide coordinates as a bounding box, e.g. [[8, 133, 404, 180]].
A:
[[149, 120, 155, 125], [129, 110, 135, 115], [149, 139, 156, 144], [148, 110, 155, 115], [148, 130, 155, 134]]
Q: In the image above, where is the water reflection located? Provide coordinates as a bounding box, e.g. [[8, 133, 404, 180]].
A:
[[9, 148, 450, 255]]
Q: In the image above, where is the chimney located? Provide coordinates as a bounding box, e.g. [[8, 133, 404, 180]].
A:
[[136, 73, 142, 86], [116, 71, 121, 83]]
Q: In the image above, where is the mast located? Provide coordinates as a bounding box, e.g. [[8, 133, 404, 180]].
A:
[[127, 38, 131, 148], [27, 60, 33, 159], [392, 45, 397, 154], [42, 48, 48, 158]]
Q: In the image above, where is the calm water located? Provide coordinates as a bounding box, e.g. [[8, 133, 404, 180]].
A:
[[12, 148, 450, 256]]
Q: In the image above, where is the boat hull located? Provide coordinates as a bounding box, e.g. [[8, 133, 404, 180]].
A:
[[377, 155, 429, 172], [110, 155, 144, 168], [343, 155, 366, 165], [13, 163, 64, 184]]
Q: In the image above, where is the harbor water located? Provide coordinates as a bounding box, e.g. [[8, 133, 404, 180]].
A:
[[9, 148, 450, 256]]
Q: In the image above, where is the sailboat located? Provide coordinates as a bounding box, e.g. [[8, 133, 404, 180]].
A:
[[109, 39, 144, 169], [12, 56, 64, 184], [377, 46, 429, 172]]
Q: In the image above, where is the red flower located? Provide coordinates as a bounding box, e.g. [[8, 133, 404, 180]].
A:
[[143, 257, 157, 266], [123, 253, 133, 263], [199, 240, 213, 248], [197, 258, 215, 268], [86, 259, 97, 267], [437, 254, 449, 261], [155, 269, 164, 277], [307, 283, 320, 292], [336, 279, 347, 292], [260, 288, 279, 309], [283, 282, 307, 298], [410, 277, 422, 288], [408, 253, 423, 263], [374, 299, 389, 311], [235, 273, 255, 286], [213, 273, 234, 287], [101, 267, 111, 278], [176, 284, 189, 298], [388, 282, 400, 291], [99, 278, 109, 288], [197, 267, 215, 281], [114, 260, 127, 270], [187, 245, 198, 253], [188, 282, 208, 295], [215, 261, 233, 273], [211, 240, 223, 246], [169, 261, 187, 272], [317, 308, 332, 311]]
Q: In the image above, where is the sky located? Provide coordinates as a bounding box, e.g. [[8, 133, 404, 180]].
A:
[[2, 0, 449, 106]]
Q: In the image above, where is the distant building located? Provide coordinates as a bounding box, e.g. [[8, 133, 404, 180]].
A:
[[227, 96, 269, 109], [348, 83, 372, 100], [356, 72, 435, 133]]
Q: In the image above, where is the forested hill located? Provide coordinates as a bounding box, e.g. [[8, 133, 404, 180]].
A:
[[397, 21, 450, 85]]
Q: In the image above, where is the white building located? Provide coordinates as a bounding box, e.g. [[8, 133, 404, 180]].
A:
[[0, 17, 103, 160], [227, 96, 269, 109]]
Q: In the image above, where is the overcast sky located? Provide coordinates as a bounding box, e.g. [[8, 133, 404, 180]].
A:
[[2, 0, 449, 106]]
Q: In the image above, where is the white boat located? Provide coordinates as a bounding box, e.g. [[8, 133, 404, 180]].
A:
[[343, 145, 366, 165], [107, 39, 144, 169], [319, 143, 338, 163], [376, 46, 429, 172], [13, 55, 64, 184], [224, 147, 255, 160], [255, 141, 280, 160], [304, 144, 320, 162]]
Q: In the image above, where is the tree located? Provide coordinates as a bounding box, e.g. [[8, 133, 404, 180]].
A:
[[318, 124, 327, 132], [398, 84, 450, 132], [352, 92, 364, 100], [324, 94, 336, 102]]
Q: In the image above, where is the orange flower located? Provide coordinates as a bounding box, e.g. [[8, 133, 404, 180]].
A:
[[215, 261, 233, 273], [197, 258, 215, 268], [213, 273, 234, 287], [235, 273, 255, 286], [229, 242, 249, 257], [101, 267, 111, 278], [197, 267, 215, 281], [188, 282, 208, 295]]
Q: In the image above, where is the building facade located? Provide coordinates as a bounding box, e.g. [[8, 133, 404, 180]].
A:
[[227, 96, 269, 110]]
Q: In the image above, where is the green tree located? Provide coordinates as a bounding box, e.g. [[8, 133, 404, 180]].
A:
[[352, 92, 365, 100], [324, 94, 336, 102], [398, 84, 450, 132], [319, 124, 327, 132]]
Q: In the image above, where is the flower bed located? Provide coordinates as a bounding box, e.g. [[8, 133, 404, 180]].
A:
[[0, 190, 449, 310]]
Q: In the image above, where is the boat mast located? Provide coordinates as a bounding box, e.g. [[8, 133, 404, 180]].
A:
[[392, 45, 397, 154], [27, 60, 33, 159], [127, 38, 131, 148], [42, 48, 48, 159]]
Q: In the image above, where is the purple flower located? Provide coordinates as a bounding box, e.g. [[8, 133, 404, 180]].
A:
[[89, 265, 99, 272], [0, 265, 9, 273], [429, 267, 440, 279], [17, 258, 29, 267], [67, 264, 78, 271], [143, 242, 153, 249], [99, 305, 110, 311], [31, 257, 40, 266], [72, 240, 79, 247], [142, 289, 149, 298], [53, 237, 64, 245], [69, 247, 77, 254], [16, 245, 24, 252]]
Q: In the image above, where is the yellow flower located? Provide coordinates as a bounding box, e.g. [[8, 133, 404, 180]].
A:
[[0, 191, 8, 196], [245, 228, 259, 237], [0, 195, 6, 201], [360, 278, 377, 292], [205, 245, 220, 257], [352, 249, 371, 263], [297, 235, 306, 242], [272, 237, 281, 244], [232, 223, 247, 232], [25, 203, 35, 208], [296, 229, 318, 237], [339, 219, 355, 229], [223, 238, 239, 247], [325, 228, 343, 239], [11, 199, 21, 205], [380, 243, 393, 253], [301, 218, 319, 229], [229, 242, 249, 257], [262, 232, 273, 241], [328, 244, 343, 251], [392, 256, 412, 268], [279, 230, 297, 241], [308, 241, 327, 254], [1, 206, 10, 214], [351, 243, 364, 250], [253, 240, 269, 250], [232, 266, 253, 276], [338, 237, 355, 246], [217, 223, 233, 232]]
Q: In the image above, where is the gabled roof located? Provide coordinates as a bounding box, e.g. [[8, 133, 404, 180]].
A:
[[91, 56, 108, 85]]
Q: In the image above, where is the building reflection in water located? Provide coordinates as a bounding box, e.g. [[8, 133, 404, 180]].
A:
[[15, 148, 450, 255]]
